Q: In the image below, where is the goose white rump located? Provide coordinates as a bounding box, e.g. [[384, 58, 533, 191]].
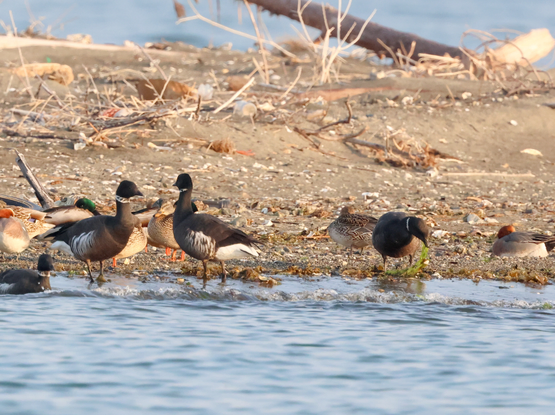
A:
[[216, 243, 259, 261]]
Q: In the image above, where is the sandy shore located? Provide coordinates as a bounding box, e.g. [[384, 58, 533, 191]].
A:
[[1, 38, 555, 286]]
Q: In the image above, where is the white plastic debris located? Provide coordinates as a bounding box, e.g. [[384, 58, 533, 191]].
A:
[[197, 84, 214, 100], [520, 148, 543, 157], [73, 140, 87, 151], [432, 230, 449, 238], [147, 142, 172, 151], [233, 101, 257, 117]]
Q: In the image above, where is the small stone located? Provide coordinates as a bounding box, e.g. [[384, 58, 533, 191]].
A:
[[454, 245, 467, 254], [231, 216, 247, 227], [464, 213, 483, 224], [509, 120, 518, 126], [176, 278, 185, 284], [484, 217, 499, 224]]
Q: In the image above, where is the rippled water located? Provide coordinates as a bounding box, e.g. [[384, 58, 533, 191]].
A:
[[1, 275, 555, 414]]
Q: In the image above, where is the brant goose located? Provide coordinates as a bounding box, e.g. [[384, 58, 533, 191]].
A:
[[492, 225, 555, 257], [147, 200, 199, 261], [0, 254, 54, 294], [173, 173, 261, 286], [44, 181, 143, 282], [0, 208, 30, 255], [372, 212, 429, 270], [327, 206, 378, 255]]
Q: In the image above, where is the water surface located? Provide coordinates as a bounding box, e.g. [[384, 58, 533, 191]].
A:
[[1, 275, 554, 414]]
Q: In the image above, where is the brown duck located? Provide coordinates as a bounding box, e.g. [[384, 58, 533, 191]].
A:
[[327, 206, 378, 255]]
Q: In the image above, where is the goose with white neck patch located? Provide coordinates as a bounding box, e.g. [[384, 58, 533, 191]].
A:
[[42, 180, 143, 283], [0, 254, 55, 294], [172, 173, 262, 287], [372, 211, 429, 271]]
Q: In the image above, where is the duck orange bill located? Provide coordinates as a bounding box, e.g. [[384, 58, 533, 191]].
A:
[[236, 150, 255, 156]]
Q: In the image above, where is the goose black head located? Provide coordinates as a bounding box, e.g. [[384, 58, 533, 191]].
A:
[[407, 217, 429, 248], [174, 174, 193, 192], [116, 180, 143, 200], [37, 254, 55, 276]]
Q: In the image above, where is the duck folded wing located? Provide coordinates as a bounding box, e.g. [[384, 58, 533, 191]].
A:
[[44, 208, 94, 225], [506, 232, 555, 248], [338, 214, 378, 230]]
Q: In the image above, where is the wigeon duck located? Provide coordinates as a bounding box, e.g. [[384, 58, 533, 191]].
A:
[[327, 206, 378, 255], [372, 212, 429, 270], [173, 173, 262, 287], [492, 225, 555, 258], [0, 254, 54, 294], [0, 208, 30, 255]]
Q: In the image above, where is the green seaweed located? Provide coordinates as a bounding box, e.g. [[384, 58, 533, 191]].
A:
[[385, 246, 429, 278]]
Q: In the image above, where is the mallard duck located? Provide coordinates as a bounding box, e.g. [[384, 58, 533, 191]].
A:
[[43, 181, 143, 282], [0, 208, 30, 255], [0, 254, 54, 294], [327, 206, 378, 255], [492, 225, 555, 257], [43, 198, 99, 225], [147, 200, 185, 261], [9, 207, 55, 238], [173, 173, 261, 287], [372, 212, 429, 271], [112, 223, 148, 267]]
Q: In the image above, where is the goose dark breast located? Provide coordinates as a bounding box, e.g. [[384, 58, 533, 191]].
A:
[[176, 214, 257, 261], [65, 216, 133, 261], [0, 270, 50, 294]]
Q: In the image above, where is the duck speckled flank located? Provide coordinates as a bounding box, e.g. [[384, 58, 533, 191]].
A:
[[42, 181, 143, 283], [372, 211, 429, 271], [327, 206, 378, 255], [0, 208, 30, 255], [147, 200, 184, 261], [113, 223, 148, 267], [492, 225, 555, 258], [173, 173, 262, 287], [0, 254, 54, 295], [9, 207, 55, 238]]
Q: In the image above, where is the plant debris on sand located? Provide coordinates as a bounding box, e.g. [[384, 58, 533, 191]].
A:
[[0, 15, 555, 287]]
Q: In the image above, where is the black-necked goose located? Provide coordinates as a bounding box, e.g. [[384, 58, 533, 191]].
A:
[[44, 181, 143, 282], [327, 206, 378, 255], [0, 208, 30, 255], [173, 173, 261, 286], [372, 212, 429, 270], [147, 199, 198, 261], [0, 254, 54, 294]]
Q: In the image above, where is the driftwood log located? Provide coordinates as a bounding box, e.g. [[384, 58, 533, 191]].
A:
[[245, 0, 463, 60], [14, 150, 55, 209]]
